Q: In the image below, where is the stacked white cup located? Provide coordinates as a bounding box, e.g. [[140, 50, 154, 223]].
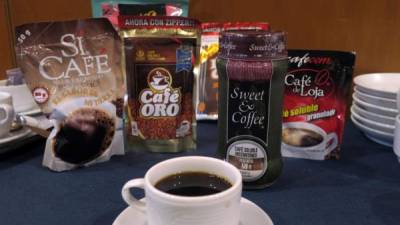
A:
[[0, 92, 15, 137], [393, 89, 400, 163]]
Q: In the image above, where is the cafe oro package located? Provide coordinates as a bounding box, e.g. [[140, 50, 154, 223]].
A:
[[119, 16, 200, 152], [15, 18, 124, 171]]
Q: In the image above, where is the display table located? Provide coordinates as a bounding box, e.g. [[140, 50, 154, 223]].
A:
[[0, 121, 399, 225]]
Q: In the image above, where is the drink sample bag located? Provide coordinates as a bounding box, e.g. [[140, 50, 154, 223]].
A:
[[92, 0, 190, 17], [282, 50, 356, 160], [197, 22, 269, 120], [101, 2, 188, 29], [119, 16, 200, 152], [15, 18, 124, 171]]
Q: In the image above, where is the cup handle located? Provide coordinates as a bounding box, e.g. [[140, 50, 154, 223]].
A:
[[0, 104, 14, 126], [121, 178, 146, 212], [326, 133, 338, 154]]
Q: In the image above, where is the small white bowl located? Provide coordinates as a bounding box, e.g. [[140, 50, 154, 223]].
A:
[[351, 115, 393, 147], [352, 94, 398, 117], [354, 86, 397, 109], [351, 108, 395, 133], [353, 73, 400, 99], [351, 104, 395, 125]]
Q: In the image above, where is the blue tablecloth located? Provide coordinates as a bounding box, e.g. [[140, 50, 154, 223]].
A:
[[0, 121, 399, 225]]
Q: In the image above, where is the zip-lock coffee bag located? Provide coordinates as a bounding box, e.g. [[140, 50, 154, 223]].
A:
[[119, 16, 200, 152], [15, 18, 124, 171], [282, 50, 356, 160]]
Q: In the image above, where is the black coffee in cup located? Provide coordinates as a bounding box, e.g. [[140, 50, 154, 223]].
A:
[[155, 172, 232, 197], [282, 127, 324, 147], [54, 108, 115, 164]]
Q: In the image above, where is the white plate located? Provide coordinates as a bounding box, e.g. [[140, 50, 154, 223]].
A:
[[352, 94, 398, 117], [113, 198, 274, 225], [354, 87, 397, 109], [0, 127, 32, 145], [353, 73, 400, 99], [351, 108, 395, 133], [351, 115, 393, 146], [351, 104, 395, 125], [364, 133, 393, 147]]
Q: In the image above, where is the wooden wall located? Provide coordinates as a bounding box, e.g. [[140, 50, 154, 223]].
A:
[[1, 0, 400, 78], [0, 0, 13, 78]]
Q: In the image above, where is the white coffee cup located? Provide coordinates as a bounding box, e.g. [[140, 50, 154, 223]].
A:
[[0, 92, 15, 137], [0, 83, 38, 113], [282, 122, 338, 160], [121, 156, 243, 225]]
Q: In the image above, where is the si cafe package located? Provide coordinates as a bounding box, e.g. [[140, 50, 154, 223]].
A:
[[15, 18, 124, 171]]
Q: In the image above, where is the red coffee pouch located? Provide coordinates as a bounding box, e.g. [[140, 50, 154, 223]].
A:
[[15, 18, 124, 171], [282, 50, 356, 160]]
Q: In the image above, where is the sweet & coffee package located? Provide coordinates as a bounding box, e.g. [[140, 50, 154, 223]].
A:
[[197, 22, 270, 120], [15, 18, 124, 171], [282, 50, 356, 160], [119, 16, 200, 152]]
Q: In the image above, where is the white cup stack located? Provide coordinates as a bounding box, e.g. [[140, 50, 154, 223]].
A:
[[351, 73, 400, 149], [393, 87, 400, 163]]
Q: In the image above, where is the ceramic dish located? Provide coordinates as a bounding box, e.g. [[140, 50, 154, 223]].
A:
[[353, 73, 400, 99], [113, 198, 274, 225], [351, 115, 393, 147], [351, 104, 395, 125], [351, 108, 394, 133], [352, 94, 398, 117], [354, 87, 397, 109]]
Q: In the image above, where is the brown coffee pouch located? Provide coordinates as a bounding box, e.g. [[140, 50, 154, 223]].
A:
[[119, 16, 200, 152], [15, 18, 125, 171]]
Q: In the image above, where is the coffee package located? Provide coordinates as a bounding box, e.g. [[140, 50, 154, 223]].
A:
[[15, 18, 124, 171], [93, 0, 189, 28], [197, 22, 270, 120], [282, 50, 356, 160], [119, 16, 200, 152]]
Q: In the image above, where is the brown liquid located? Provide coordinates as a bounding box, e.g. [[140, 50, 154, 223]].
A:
[[155, 172, 232, 197], [282, 127, 323, 147], [54, 108, 115, 164]]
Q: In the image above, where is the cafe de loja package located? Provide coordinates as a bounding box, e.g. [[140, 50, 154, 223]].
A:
[[119, 16, 200, 152], [197, 22, 270, 120], [282, 50, 356, 160], [15, 18, 125, 171]]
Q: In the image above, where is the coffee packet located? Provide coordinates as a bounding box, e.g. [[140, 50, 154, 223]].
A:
[[15, 18, 124, 171], [197, 22, 270, 120], [282, 50, 356, 160], [93, 0, 189, 29], [119, 16, 200, 152]]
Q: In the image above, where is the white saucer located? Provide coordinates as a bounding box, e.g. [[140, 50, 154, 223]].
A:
[[19, 108, 42, 116], [0, 127, 32, 145], [113, 197, 274, 225], [364, 133, 393, 147]]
